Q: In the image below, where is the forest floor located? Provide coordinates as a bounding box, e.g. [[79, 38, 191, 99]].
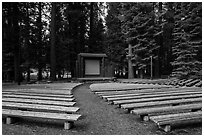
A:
[[2, 82, 202, 135]]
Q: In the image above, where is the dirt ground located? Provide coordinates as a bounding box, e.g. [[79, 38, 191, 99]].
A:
[[2, 83, 202, 135]]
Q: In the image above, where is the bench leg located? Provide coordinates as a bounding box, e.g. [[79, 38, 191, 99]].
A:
[[159, 125, 171, 132], [64, 121, 74, 130], [6, 117, 13, 124], [140, 115, 149, 121]]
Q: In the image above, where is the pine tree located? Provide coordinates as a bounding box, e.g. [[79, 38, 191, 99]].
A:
[[105, 2, 127, 71], [171, 2, 202, 79], [50, 2, 56, 80], [121, 2, 158, 78]]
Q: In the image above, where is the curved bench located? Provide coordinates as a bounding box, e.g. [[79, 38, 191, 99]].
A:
[[2, 102, 79, 113], [3, 94, 75, 102], [2, 97, 76, 107], [2, 109, 81, 130]]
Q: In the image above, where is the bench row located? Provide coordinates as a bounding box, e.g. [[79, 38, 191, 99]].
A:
[[92, 85, 202, 132], [2, 109, 81, 130], [123, 79, 202, 87], [2, 86, 81, 130]]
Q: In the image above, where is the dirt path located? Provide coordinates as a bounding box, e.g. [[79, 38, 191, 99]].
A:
[[72, 84, 157, 135]]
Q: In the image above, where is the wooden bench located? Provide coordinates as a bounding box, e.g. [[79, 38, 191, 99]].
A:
[[2, 97, 76, 107], [185, 79, 200, 87], [106, 91, 201, 102], [92, 85, 172, 92], [2, 102, 79, 113], [2, 109, 81, 130], [96, 87, 201, 96], [113, 94, 201, 106], [3, 89, 72, 95], [178, 79, 194, 86], [150, 111, 202, 132], [3, 91, 74, 98], [121, 97, 202, 110], [166, 79, 179, 86], [101, 88, 201, 99], [2, 94, 75, 102], [194, 81, 202, 87], [131, 103, 202, 121]]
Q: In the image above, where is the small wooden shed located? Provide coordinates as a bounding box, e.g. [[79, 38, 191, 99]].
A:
[[76, 53, 113, 78]]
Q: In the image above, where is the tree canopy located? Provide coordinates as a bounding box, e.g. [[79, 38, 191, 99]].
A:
[[2, 2, 202, 82]]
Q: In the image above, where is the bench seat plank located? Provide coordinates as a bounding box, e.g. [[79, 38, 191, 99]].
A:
[[150, 111, 202, 132], [2, 98, 76, 107], [2, 109, 81, 122], [106, 91, 201, 102], [3, 91, 73, 98], [150, 111, 202, 123], [3, 94, 74, 102], [102, 89, 201, 99], [186, 80, 200, 87], [131, 103, 202, 116], [92, 85, 172, 92], [113, 94, 201, 105], [194, 81, 202, 87], [3, 89, 72, 95], [121, 98, 202, 110], [2, 102, 79, 113], [96, 87, 201, 96]]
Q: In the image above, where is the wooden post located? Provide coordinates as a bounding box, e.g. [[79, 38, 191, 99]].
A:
[[102, 57, 105, 77], [150, 55, 153, 80], [6, 117, 13, 124], [64, 121, 73, 130], [141, 115, 149, 121], [128, 44, 134, 79], [159, 125, 171, 132]]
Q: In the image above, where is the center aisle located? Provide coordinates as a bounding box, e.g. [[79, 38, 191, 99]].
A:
[[72, 84, 156, 135]]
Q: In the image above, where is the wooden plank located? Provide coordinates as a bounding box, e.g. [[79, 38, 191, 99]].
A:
[[3, 89, 72, 95], [106, 91, 201, 102], [121, 98, 202, 110], [113, 94, 201, 105], [131, 103, 202, 116], [194, 81, 202, 87], [2, 109, 81, 121], [150, 111, 202, 123], [186, 80, 200, 87], [2, 102, 79, 113], [156, 115, 202, 126], [90, 83, 172, 92], [102, 89, 201, 99], [96, 87, 201, 96], [2, 94, 75, 102], [178, 79, 194, 86], [151, 111, 202, 132], [2, 98, 76, 107], [2, 91, 74, 98]]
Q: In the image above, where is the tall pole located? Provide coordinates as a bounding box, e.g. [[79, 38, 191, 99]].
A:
[[150, 55, 153, 80], [128, 44, 134, 79]]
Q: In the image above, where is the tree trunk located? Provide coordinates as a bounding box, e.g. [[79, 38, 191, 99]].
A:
[[50, 2, 56, 81], [25, 3, 30, 82], [13, 3, 21, 85], [155, 2, 163, 78], [89, 2, 94, 52], [128, 44, 134, 79], [37, 2, 43, 81]]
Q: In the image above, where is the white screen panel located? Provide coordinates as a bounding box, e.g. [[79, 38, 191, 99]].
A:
[[85, 59, 100, 75]]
